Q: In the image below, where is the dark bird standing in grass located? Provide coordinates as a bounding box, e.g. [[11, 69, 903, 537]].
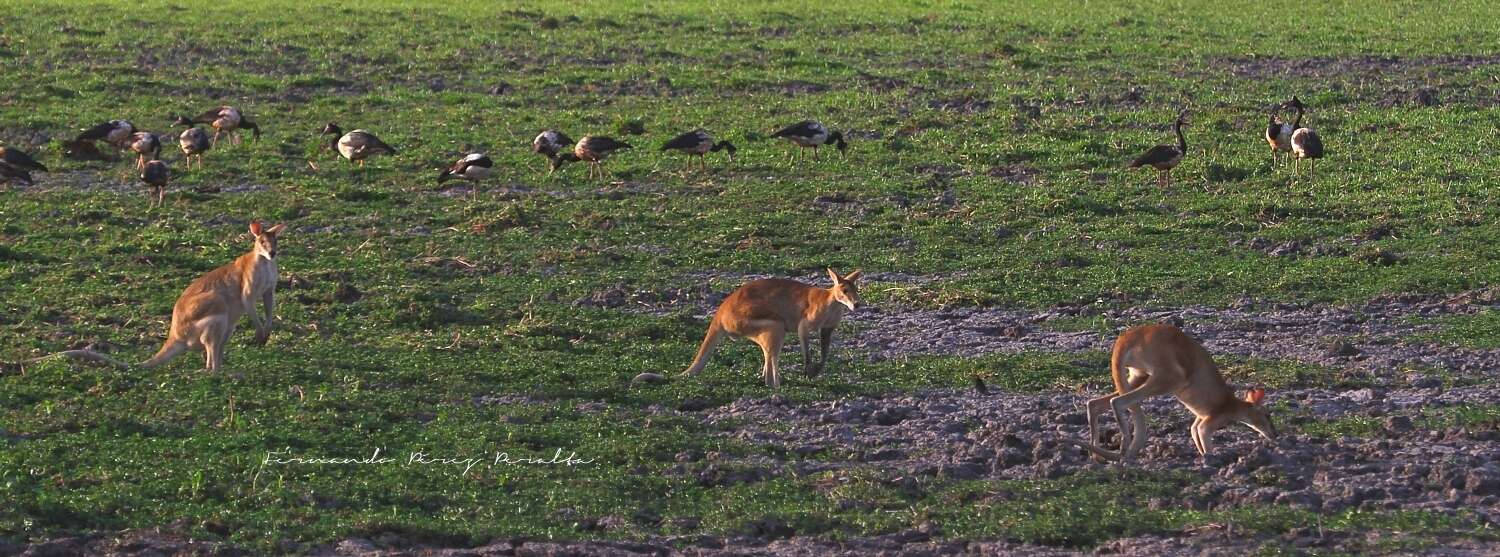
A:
[[321, 123, 396, 168], [128, 132, 163, 171], [438, 153, 494, 183], [60, 139, 108, 161], [75, 119, 137, 158], [1264, 101, 1294, 166], [973, 377, 990, 396], [772, 120, 846, 162], [142, 159, 169, 208], [0, 146, 47, 186], [173, 116, 212, 169], [661, 129, 736, 171], [566, 135, 632, 180], [1128, 111, 1190, 188], [1286, 97, 1324, 179], [532, 130, 575, 175], [184, 106, 260, 145]]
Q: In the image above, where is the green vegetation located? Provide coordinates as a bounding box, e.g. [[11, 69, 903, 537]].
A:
[[1410, 309, 1500, 349], [1296, 404, 1500, 438], [3, 0, 1499, 551]]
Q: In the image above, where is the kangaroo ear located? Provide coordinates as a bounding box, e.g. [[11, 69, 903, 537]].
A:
[[827, 268, 841, 284], [266, 223, 286, 236], [1246, 387, 1266, 406], [842, 269, 863, 282], [249, 220, 263, 236]]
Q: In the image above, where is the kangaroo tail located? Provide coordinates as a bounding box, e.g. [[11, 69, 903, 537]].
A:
[[681, 317, 725, 377], [137, 339, 187, 369], [1056, 438, 1122, 462]]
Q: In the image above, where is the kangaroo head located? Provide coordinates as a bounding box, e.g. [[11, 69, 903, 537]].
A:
[[826, 268, 863, 311], [1237, 387, 1278, 441], [250, 220, 287, 260]]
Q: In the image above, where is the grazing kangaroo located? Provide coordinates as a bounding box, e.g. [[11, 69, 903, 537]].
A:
[[13, 221, 286, 372], [681, 269, 862, 388], [1062, 324, 1277, 462]]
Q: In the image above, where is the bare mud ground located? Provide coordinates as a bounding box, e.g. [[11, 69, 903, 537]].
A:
[[17, 380, 1495, 555], [18, 288, 1494, 555], [846, 292, 1500, 381], [591, 275, 1500, 383]]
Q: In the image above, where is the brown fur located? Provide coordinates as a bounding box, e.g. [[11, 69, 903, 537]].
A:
[[13, 222, 286, 372], [1064, 324, 1277, 462], [682, 269, 862, 388]]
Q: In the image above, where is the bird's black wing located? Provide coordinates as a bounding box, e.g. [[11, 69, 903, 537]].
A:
[[142, 162, 169, 185], [193, 107, 224, 123], [1301, 132, 1324, 158], [772, 120, 819, 138], [1129, 145, 1179, 168], [1, 148, 46, 172], [0, 163, 34, 185], [76, 121, 116, 141], [364, 133, 397, 155], [661, 131, 704, 151], [592, 136, 632, 151]]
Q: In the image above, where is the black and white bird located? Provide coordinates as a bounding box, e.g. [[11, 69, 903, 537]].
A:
[[184, 106, 260, 145], [438, 153, 494, 183], [1264, 102, 1294, 166], [532, 130, 574, 175], [142, 159, 169, 208], [75, 119, 137, 157], [0, 146, 47, 186], [661, 129, 736, 171], [128, 132, 163, 170], [1286, 97, 1325, 179], [771, 120, 846, 162], [173, 116, 212, 169], [321, 123, 396, 167], [564, 135, 632, 179], [1127, 111, 1190, 188]]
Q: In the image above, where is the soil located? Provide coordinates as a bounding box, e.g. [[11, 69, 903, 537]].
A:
[[605, 276, 1500, 384]]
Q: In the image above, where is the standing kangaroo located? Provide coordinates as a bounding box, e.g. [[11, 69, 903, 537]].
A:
[[1062, 324, 1278, 462], [14, 221, 285, 372], [681, 269, 862, 388]]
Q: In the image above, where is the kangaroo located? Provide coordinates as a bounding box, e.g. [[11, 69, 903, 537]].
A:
[[13, 221, 286, 372], [1062, 324, 1277, 462], [681, 269, 862, 388]]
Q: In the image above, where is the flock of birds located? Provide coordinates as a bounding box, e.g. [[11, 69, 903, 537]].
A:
[[0, 98, 1322, 204], [1127, 96, 1325, 187]]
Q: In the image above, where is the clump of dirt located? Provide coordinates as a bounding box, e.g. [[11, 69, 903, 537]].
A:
[[987, 163, 1040, 184]]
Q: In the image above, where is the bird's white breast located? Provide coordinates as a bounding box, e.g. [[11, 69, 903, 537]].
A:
[[789, 129, 828, 147], [464, 165, 492, 180], [337, 133, 361, 158]]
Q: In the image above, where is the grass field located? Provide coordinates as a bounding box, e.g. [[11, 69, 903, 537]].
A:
[[3, 1, 1500, 554]]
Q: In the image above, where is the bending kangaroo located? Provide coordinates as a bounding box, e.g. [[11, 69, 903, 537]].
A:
[[681, 269, 862, 388], [1062, 324, 1277, 462], [14, 221, 285, 372]]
